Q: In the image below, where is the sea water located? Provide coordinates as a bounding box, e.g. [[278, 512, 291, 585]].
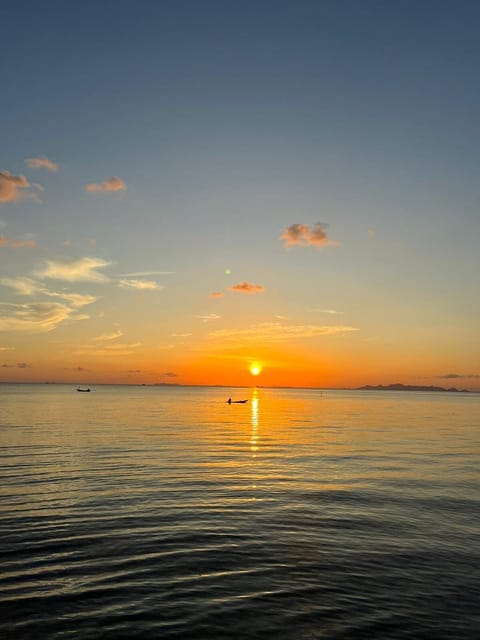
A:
[[0, 384, 479, 639]]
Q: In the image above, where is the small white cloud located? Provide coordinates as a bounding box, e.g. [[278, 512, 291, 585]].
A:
[[37, 257, 111, 283], [309, 308, 344, 315], [118, 278, 163, 290], [196, 314, 221, 322], [93, 330, 124, 342]]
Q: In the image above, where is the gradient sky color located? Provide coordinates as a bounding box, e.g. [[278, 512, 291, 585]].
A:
[[1, 1, 479, 389]]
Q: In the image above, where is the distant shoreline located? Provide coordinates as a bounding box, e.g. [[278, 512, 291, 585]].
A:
[[357, 383, 471, 393], [0, 381, 477, 393]]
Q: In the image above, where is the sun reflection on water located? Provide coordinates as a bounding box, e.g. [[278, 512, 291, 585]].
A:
[[250, 389, 259, 455]]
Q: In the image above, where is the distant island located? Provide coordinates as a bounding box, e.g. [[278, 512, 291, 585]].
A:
[[358, 383, 470, 393]]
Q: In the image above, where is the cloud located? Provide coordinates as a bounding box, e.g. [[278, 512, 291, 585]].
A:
[[0, 277, 97, 309], [0, 346, 14, 351], [196, 314, 221, 322], [25, 156, 59, 172], [172, 333, 192, 337], [127, 369, 141, 374], [280, 223, 340, 248], [85, 176, 126, 193], [438, 373, 480, 379], [0, 171, 32, 204], [229, 282, 265, 294], [163, 372, 177, 378], [93, 330, 124, 342], [74, 342, 141, 356], [118, 278, 162, 290], [37, 257, 111, 282], [209, 322, 359, 343], [209, 291, 224, 298], [0, 277, 39, 295], [0, 235, 37, 248], [119, 271, 173, 277], [309, 308, 344, 315], [0, 302, 86, 333], [43, 291, 97, 308]]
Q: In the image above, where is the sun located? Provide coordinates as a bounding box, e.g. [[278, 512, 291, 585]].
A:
[[249, 362, 263, 377]]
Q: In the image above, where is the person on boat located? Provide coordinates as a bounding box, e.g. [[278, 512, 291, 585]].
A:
[[227, 397, 232, 404]]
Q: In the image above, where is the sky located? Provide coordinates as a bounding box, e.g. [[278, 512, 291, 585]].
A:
[[1, 0, 479, 389]]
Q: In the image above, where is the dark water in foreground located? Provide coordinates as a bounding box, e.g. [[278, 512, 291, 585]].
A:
[[0, 384, 479, 639]]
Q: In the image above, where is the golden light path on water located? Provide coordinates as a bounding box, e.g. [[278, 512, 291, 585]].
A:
[[250, 389, 259, 455]]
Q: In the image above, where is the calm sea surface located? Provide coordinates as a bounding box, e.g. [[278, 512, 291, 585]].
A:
[[1, 384, 479, 639]]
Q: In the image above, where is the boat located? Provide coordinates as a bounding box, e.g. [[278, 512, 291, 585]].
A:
[[227, 398, 248, 404], [76, 387, 91, 392]]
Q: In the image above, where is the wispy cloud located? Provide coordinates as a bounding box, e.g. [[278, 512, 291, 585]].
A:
[[172, 333, 192, 337], [209, 291, 224, 298], [42, 291, 97, 308], [229, 282, 265, 294], [74, 342, 141, 356], [119, 271, 173, 277], [280, 223, 340, 249], [209, 322, 358, 343], [37, 257, 111, 282], [25, 156, 59, 172], [85, 176, 126, 193], [118, 278, 163, 290], [0, 277, 39, 295], [0, 346, 14, 351], [0, 302, 87, 332], [0, 171, 33, 204], [196, 314, 221, 322], [309, 308, 344, 315], [0, 235, 36, 249], [93, 330, 124, 342], [0, 277, 97, 309]]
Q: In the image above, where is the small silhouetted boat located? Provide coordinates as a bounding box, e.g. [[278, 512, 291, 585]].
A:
[[227, 398, 248, 404], [76, 387, 91, 392]]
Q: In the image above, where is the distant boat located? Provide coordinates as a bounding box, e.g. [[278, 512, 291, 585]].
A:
[[227, 398, 248, 404], [76, 387, 91, 392]]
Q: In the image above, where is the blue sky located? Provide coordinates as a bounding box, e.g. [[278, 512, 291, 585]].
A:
[[1, 1, 479, 387]]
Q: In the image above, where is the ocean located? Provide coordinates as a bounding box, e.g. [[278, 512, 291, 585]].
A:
[[1, 384, 479, 639]]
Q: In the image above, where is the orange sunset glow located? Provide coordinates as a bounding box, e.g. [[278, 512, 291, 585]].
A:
[[0, 2, 478, 393]]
